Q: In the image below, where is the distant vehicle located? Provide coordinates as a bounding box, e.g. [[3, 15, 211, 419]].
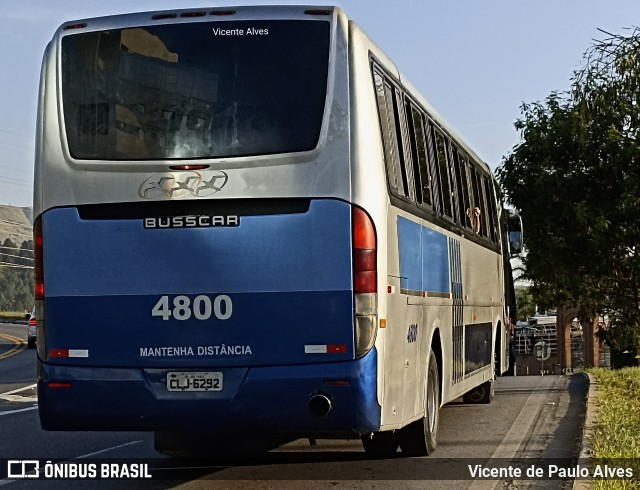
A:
[[27, 307, 36, 349], [528, 315, 556, 328]]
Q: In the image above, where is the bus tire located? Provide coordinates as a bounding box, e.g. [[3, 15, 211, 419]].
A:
[[154, 431, 195, 457], [361, 430, 398, 458], [462, 380, 494, 404], [154, 431, 228, 457], [398, 349, 440, 456]]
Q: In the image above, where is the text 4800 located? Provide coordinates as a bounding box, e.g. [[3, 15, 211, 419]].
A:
[[152, 295, 232, 321]]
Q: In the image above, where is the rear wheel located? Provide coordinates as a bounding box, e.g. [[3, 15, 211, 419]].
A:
[[154, 431, 200, 457], [398, 348, 440, 456], [154, 432, 286, 458], [361, 430, 398, 458], [154, 431, 236, 458], [462, 380, 494, 404]]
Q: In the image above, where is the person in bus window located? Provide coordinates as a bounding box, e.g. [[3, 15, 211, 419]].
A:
[[466, 206, 481, 234]]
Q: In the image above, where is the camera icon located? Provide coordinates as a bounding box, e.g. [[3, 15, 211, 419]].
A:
[[7, 460, 40, 479]]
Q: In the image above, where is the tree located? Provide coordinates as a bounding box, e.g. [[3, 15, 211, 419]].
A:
[[497, 28, 640, 365], [515, 288, 536, 322], [0, 238, 34, 312], [1, 238, 17, 265]]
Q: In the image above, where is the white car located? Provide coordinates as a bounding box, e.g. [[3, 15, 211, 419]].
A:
[[27, 307, 36, 349]]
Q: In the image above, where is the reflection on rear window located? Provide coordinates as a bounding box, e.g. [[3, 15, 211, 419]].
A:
[[61, 20, 330, 160]]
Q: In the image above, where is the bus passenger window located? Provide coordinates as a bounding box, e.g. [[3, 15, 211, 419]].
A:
[[407, 104, 433, 208], [452, 149, 469, 226], [433, 129, 453, 219], [484, 177, 499, 243], [477, 177, 490, 238], [373, 71, 408, 199], [392, 91, 412, 200]]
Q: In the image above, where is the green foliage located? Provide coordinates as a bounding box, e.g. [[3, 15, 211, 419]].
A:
[[498, 28, 640, 364], [589, 368, 640, 489], [0, 311, 30, 321], [515, 288, 536, 321], [0, 237, 34, 311]]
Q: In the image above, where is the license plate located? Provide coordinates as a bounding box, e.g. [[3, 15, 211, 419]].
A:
[[167, 372, 223, 392]]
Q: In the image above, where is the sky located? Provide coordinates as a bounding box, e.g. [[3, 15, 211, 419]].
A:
[[1, 1, 640, 207]]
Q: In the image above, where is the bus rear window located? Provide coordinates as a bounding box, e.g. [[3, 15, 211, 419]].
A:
[[61, 20, 330, 160]]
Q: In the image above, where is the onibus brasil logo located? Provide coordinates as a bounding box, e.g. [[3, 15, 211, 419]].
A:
[[7, 460, 152, 479]]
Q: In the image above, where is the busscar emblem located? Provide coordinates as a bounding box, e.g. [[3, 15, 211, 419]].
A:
[[139, 170, 229, 199], [144, 215, 240, 229]]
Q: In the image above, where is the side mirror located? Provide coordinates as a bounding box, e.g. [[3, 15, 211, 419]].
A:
[[505, 209, 523, 257]]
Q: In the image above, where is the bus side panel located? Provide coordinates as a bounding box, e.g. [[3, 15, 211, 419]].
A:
[[394, 216, 451, 425]]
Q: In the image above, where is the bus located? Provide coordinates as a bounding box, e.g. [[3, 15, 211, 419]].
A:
[[34, 5, 522, 457]]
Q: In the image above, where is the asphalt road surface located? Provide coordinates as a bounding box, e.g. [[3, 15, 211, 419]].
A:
[[0, 322, 588, 489]]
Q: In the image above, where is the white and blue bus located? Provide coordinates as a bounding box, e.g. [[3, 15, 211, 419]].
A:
[[34, 5, 521, 456]]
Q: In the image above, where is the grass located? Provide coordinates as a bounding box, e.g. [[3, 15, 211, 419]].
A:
[[0, 311, 29, 322], [588, 367, 640, 489]]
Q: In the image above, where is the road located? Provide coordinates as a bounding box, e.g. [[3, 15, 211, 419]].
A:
[[0, 322, 588, 489]]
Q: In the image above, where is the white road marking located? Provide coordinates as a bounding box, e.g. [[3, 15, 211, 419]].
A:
[[0, 405, 38, 416], [0, 382, 143, 487], [73, 440, 144, 459], [0, 384, 37, 396], [0, 384, 37, 403], [0, 440, 144, 486], [0, 395, 38, 403], [467, 377, 546, 490]]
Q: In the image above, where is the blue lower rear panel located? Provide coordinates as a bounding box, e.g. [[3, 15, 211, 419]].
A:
[[37, 348, 380, 434], [37, 198, 381, 434]]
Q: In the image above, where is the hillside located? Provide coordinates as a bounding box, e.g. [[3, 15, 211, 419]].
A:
[[0, 205, 32, 245]]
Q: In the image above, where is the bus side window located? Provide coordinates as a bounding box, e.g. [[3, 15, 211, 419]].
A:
[[406, 102, 433, 209], [451, 146, 469, 227], [432, 128, 453, 219], [456, 151, 474, 231], [373, 70, 410, 200], [484, 176, 499, 243], [477, 175, 490, 239], [396, 94, 416, 202], [467, 163, 482, 234], [446, 139, 461, 224], [424, 118, 441, 215]]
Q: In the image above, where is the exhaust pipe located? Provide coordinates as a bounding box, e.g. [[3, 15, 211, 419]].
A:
[[309, 394, 332, 417]]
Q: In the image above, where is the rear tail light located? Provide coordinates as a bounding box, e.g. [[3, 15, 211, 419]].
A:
[[34, 218, 45, 356], [179, 11, 207, 18], [63, 23, 87, 31], [152, 13, 177, 20], [34, 219, 44, 301], [353, 207, 376, 294], [48, 383, 72, 389], [169, 164, 210, 171], [352, 207, 377, 357], [305, 9, 332, 15]]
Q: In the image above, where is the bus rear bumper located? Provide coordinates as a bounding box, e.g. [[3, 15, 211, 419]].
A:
[[37, 349, 380, 436]]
